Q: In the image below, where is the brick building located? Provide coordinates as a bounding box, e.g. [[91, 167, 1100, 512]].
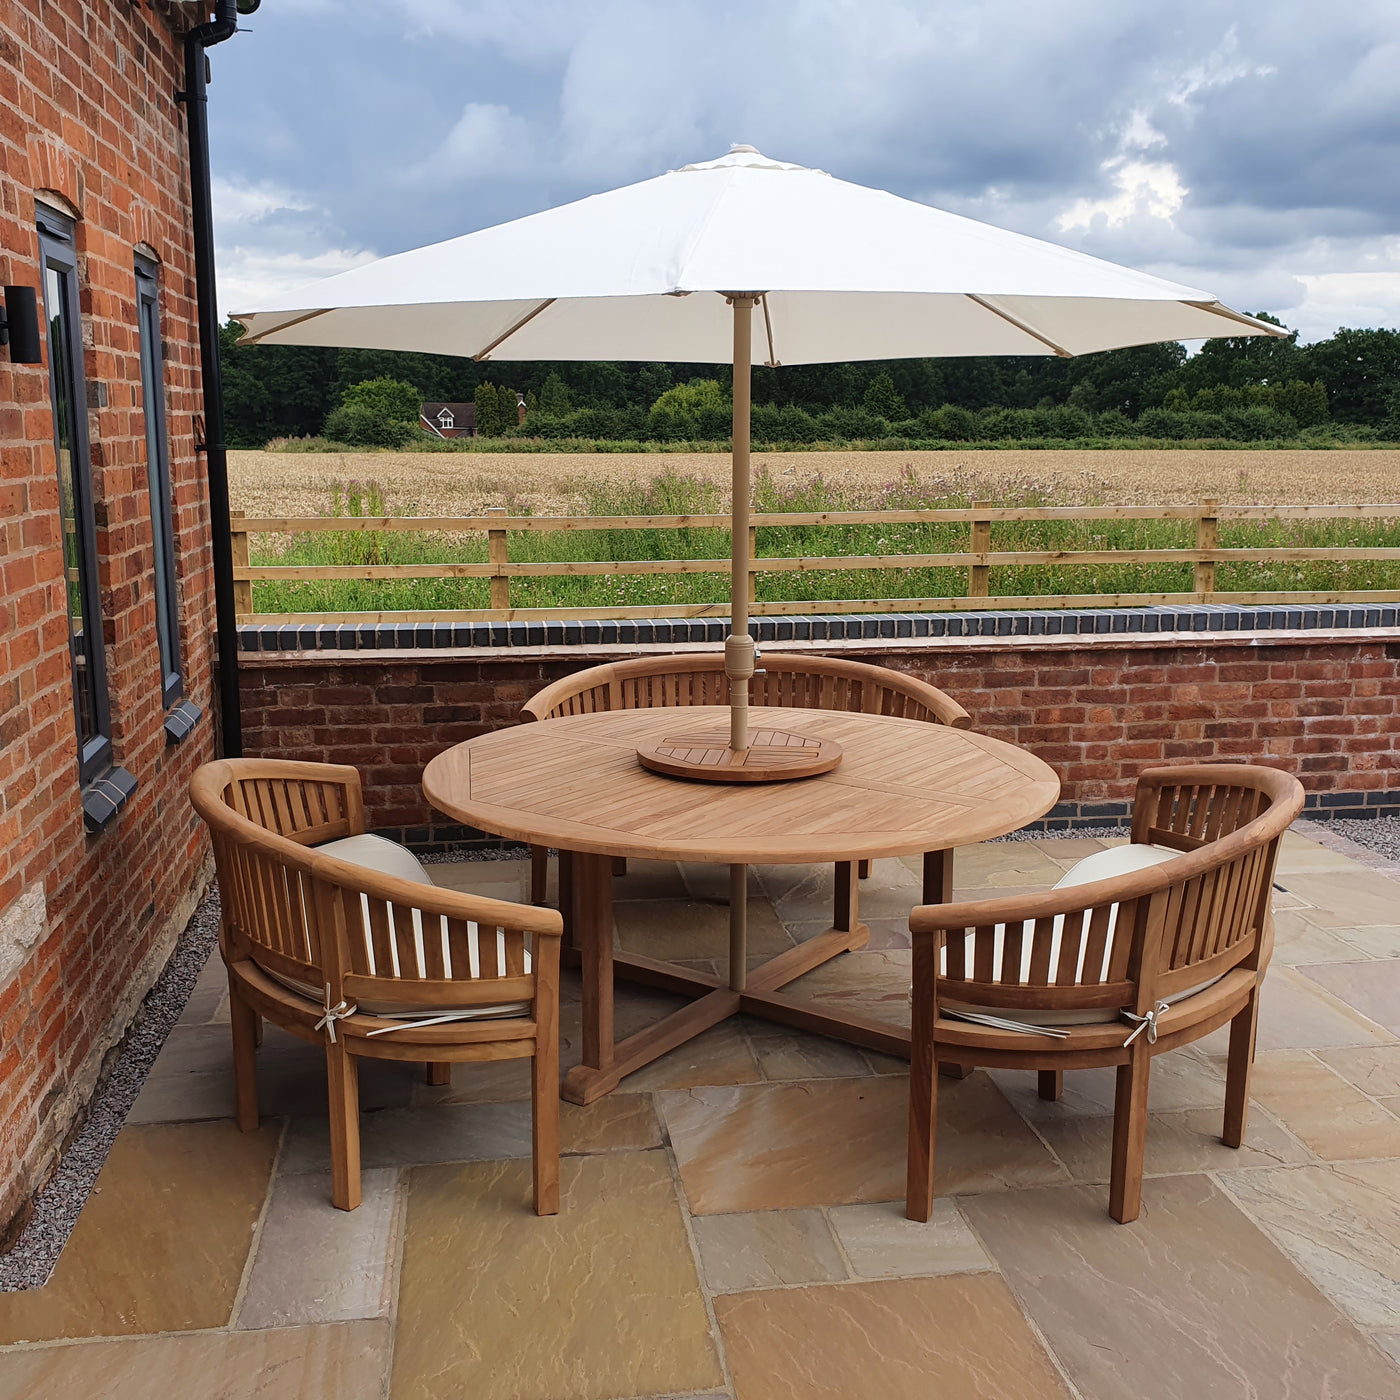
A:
[[0, 2, 227, 1240]]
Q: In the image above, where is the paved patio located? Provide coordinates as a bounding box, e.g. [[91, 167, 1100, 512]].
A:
[[1, 829, 1399, 1398]]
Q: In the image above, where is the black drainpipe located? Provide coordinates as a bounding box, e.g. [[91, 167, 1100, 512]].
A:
[[179, 1, 243, 756]]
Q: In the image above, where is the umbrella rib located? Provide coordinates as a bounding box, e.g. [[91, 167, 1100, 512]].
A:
[[472, 298, 557, 361], [238, 307, 332, 346], [965, 294, 1074, 358], [760, 294, 780, 367]]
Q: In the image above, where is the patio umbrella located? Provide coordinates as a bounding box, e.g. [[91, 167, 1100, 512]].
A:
[[235, 145, 1285, 764]]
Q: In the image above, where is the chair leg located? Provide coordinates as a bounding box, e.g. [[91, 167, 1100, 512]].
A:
[[1038, 1069, 1063, 1101], [426, 1062, 452, 1087], [229, 983, 260, 1133], [532, 1038, 560, 1217], [1223, 986, 1261, 1148], [1109, 1047, 1151, 1223], [252, 1016, 264, 1049], [907, 1037, 938, 1222], [858, 859, 871, 880], [326, 1043, 362, 1212], [530, 844, 549, 905]]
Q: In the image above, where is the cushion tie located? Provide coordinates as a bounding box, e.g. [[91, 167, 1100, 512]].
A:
[[1121, 999, 1170, 1047], [314, 983, 358, 1043]]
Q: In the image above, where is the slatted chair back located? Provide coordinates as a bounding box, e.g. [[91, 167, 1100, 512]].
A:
[[192, 760, 551, 1021], [919, 764, 1303, 1019], [522, 653, 971, 729], [215, 759, 365, 847]]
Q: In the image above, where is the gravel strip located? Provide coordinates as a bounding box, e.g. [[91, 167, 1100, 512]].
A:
[[0, 886, 222, 1292]]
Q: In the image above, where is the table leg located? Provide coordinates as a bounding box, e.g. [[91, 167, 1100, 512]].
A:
[[729, 863, 747, 992], [558, 848, 575, 954], [575, 852, 614, 1074], [834, 860, 859, 932]]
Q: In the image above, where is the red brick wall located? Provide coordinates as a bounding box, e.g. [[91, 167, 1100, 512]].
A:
[[239, 635, 1400, 839], [0, 3, 218, 1234]]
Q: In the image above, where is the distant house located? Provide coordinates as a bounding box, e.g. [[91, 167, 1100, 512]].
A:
[[420, 402, 477, 438]]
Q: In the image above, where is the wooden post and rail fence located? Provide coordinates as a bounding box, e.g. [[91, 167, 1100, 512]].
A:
[[226, 499, 1400, 624]]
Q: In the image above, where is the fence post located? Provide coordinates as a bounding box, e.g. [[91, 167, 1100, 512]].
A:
[[1195, 497, 1219, 598], [487, 505, 510, 613], [229, 509, 253, 618], [968, 500, 991, 598], [748, 524, 758, 604]]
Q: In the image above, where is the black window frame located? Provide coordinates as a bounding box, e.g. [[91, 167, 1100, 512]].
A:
[[134, 253, 184, 707], [38, 205, 114, 787]]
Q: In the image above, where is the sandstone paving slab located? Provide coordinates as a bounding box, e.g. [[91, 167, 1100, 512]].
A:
[[826, 1198, 991, 1279], [0, 1120, 279, 1344], [990, 1051, 1227, 1121], [759, 857, 919, 907], [611, 857, 688, 901], [1278, 868, 1400, 929], [615, 897, 793, 963], [780, 948, 912, 1032], [1249, 1051, 1400, 1160], [1339, 926, 1400, 958], [900, 841, 1068, 890], [281, 1092, 658, 1174], [1320, 1045, 1400, 1098], [660, 1072, 1063, 1215], [1220, 1161, 1400, 1330], [1298, 959, 1400, 1037], [742, 1020, 876, 1082], [179, 954, 230, 1027], [1026, 835, 1109, 870], [1029, 1105, 1309, 1184], [1194, 966, 1394, 1061], [127, 1022, 417, 1125], [714, 1273, 1073, 1400], [0, 1319, 391, 1399], [1275, 831, 1362, 876], [766, 867, 924, 926], [236, 1168, 400, 1329], [692, 1209, 846, 1293], [428, 858, 533, 904], [1270, 911, 1377, 965], [392, 1151, 722, 1400], [680, 861, 768, 902], [963, 1173, 1400, 1400]]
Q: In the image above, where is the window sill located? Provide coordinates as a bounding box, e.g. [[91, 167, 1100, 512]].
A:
[[164, 699, 202, 745], [82, 767, 138, 834]]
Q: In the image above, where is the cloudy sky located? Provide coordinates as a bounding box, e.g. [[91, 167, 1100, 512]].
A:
[[208, 0, 1400, 343]]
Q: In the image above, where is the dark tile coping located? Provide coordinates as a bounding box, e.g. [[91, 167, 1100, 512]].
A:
[[238, 604, 1400, 655], [380, 788, 1400, 853]]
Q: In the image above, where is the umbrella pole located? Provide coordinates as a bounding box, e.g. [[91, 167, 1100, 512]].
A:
[[727, 294, 756, 753]]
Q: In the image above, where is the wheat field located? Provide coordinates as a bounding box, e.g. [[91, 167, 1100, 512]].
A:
[[229, 447, 1400, 519]]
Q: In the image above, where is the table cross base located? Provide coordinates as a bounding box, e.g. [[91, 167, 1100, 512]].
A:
[[555, 848, 952, 1105]]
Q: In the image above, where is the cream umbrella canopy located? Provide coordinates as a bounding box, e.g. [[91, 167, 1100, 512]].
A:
[[235, 145, 1286, 757]]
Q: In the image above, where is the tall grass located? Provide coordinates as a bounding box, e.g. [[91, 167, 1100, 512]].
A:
[[249, 467, 1400, 614]]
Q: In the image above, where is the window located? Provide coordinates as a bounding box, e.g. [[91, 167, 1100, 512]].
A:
[[135, 254, 183, 707], [39, 207, 112, 786]]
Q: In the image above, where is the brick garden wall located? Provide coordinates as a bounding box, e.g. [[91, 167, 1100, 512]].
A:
[[0, 4, 218, 1236], [239, 632, 1400, 844]]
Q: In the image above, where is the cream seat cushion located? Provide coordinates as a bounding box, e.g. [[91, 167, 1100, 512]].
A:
[[940, 842, 1217, 1026], [251, 833, 530, 1022]]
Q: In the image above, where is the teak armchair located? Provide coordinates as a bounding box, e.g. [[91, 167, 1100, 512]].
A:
[[906, 763, 1305, 1224], [191, 758, 563, 1214]]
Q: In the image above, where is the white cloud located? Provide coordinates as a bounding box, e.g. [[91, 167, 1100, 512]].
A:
[[1167, 25, 1276, 107], [413, 102, 535, 182], [211, 176, 375, 314], [1057, 110, 1186, 233]]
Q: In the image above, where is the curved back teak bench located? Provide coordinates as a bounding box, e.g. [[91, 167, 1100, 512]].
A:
[[906, 762, 1305, 1225], [521, 653, 973, 900], [190, 758, 563, 1215]]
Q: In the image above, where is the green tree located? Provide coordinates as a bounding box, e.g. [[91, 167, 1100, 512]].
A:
[[538, 372, 571, 414], [339, 377, 421, 423], [651, 378, 729, 415], [1300, 327, 1400, 424], [474, 380, 511, 436], [862, 371, 906, 420], [322, 376, 421, 447]]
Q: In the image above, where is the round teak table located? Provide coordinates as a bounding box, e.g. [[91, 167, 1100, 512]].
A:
[[423, 705, 1060, 1103]]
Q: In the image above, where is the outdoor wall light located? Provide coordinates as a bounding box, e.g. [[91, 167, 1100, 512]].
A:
[[0, 286, 42, 364], [235, 0, 261, 13]]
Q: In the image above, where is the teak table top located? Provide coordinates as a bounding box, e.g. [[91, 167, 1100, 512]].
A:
[[423, 706, 1060, 863]]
